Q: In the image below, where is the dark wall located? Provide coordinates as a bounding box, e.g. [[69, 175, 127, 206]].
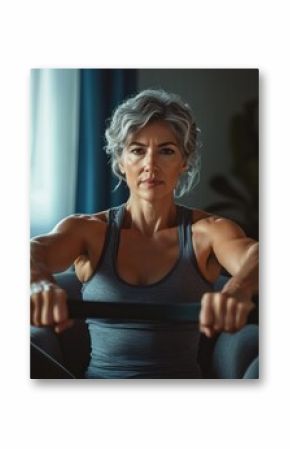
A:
[[138, 70, 258, 203], [137, 69, 258, 237]]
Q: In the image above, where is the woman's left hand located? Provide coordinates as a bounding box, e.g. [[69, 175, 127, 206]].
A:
[[199, 289, 255, 338]]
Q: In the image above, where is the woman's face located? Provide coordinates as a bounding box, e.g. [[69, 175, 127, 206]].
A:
[[119, 120, 187, 201]]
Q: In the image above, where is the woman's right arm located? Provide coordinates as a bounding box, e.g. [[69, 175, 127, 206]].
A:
[[30, 215, 87, 333]]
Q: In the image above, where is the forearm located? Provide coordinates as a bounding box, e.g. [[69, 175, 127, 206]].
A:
[[221, 242, 259, 297]]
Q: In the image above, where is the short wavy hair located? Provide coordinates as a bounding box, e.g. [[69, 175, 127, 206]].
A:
[[104, 89, 201, 197]]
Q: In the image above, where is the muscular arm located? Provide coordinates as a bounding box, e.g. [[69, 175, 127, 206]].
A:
[[30, 215, 87, 283], [209, 218, 258, 297], [199, 216, 258, 338], [30, 215, 89, 332]]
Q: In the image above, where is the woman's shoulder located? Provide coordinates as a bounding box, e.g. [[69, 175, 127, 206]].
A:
[[186, 206, 241, 237], [90, 209, 110, 224], [56, 203, 126, 233], [178, 205, 213, 225], [178, 205, 226, 234], [52, 210, 110, 236]]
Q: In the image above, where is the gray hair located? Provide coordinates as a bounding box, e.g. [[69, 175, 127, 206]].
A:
[[104, 89, 201, 197]]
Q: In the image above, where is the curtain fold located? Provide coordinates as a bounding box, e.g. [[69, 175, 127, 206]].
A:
[[30, 68, 137, 237], [30, 69, 80, 237], [75, 69, 137, 213]]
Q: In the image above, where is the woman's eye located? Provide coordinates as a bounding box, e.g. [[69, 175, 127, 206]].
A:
[[131, 148, 144, 155], [130, 147, 175, 156], [160, 147, 175, 155]]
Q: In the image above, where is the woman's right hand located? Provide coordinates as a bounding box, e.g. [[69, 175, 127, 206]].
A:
[[30, 280, 74, 333]]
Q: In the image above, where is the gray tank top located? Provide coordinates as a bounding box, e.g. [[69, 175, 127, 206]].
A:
[[82, 203, 213, 378]]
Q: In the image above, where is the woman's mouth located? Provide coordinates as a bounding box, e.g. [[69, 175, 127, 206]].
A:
[[140, 180, 163, 188]]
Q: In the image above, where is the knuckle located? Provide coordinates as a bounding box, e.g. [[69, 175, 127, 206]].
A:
[[227, 297, 236, 307], [237, 302, 251, 317], [42, 292, 52, 305], [41, 317, 51, 325], [53, 288, 67, 302], [201, 293, 211, 305], [236, 302, 245, 312], [41, 309, 53, 323], [213, 293, 226, 309], [30, 292, 41, 304], [53, 304, 69, 323]]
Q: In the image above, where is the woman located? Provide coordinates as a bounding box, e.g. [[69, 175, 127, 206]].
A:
[[30, 89, 258, 378]]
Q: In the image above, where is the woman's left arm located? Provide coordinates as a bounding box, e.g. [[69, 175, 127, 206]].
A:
[[199, 218, 259, 338]]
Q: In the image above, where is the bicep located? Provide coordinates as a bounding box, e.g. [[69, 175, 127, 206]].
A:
[[31, 216, 87, 274], [210, 218, 257, 276]]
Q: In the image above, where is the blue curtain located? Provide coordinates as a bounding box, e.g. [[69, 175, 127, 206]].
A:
[[75, 69, 137, 213]]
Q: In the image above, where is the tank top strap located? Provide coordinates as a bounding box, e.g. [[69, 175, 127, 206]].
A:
[[107, 203, 193, 260], [177, 205, 194, 260], [107, 203, 126, 258], [107, 203, 126, 225]]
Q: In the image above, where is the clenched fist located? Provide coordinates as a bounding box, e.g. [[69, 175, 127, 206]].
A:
[[199, 290, 255, 338], [30, 281, 74, 333]]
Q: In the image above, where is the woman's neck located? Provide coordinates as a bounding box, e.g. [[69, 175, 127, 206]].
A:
[[124, 196, 178, 236]]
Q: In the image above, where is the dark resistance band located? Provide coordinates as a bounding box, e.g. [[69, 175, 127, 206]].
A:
[[67, 300, 201, 322]]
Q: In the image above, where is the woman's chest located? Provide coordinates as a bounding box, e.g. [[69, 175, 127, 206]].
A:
[[76, 222, 220, 285], [116, 228, 180, 285]]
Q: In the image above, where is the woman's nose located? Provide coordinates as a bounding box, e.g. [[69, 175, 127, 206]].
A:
[[144, 151, 157, 172]]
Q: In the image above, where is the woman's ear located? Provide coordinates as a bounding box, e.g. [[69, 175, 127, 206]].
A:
[[180, 160, 188, 174]]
